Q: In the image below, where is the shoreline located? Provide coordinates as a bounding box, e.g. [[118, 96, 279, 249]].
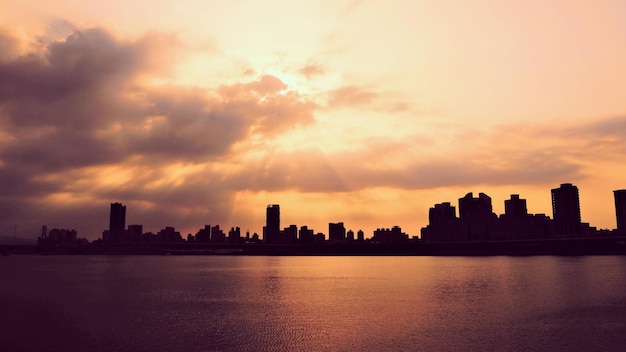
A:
[[3, 235, 626, 256]]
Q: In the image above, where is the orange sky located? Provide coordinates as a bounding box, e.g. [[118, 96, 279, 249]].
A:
[[1, 1, 626, 239]]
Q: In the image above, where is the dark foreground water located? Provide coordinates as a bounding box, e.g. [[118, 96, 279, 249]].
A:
[[2, 255, 626, 351]]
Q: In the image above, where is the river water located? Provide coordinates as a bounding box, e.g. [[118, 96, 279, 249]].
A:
[[2, 255, 626, 351]]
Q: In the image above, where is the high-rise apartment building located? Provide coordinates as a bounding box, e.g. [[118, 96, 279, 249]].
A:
[[264, 204, 280, 243], [504, 194, 528, 218], [614, 190, 626, 233], [501, 194, 531, 240], [426, 202, 458, 242], [328, 222, 346, 242], [551, 183, 581, 237], [458, 192, 496, 240], [109, 202, 126, 241]]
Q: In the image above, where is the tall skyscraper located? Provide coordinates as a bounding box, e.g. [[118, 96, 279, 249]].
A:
[[614, 190, 626, 233], [551, 183, 581, 237], [109, 202, 126, 241], [264, 204, 280, 243]]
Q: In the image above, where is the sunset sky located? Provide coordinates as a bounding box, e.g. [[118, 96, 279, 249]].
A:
[[1, 1, 626, 240]]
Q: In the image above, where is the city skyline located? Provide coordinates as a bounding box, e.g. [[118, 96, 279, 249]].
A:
[[36, 183, 626, 244], [2, 1, 626, 240]]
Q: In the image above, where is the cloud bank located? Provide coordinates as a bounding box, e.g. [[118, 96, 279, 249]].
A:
[[0, 27, 317, 236]]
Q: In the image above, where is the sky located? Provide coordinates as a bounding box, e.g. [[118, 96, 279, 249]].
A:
[[1, 0, 626, 240]]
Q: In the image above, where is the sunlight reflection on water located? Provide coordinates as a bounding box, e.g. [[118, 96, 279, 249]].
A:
[[2, 255, 626, 351]]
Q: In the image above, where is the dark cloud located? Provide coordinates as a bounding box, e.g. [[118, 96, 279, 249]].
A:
[[0, 167, 60, 197], [0, 26, 317, 239], [0, 28, 145, 104], [572, 116, 626, 158], [0, 27, 316, 166]]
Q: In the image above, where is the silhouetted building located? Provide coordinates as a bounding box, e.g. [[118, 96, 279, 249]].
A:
[[505, 194, 527, 217], [299, 226, 315, 243], [127, 224, 143, 241], [281, 225, 297, 244], [500, 195, 530, 240], [228, 227, 241, 243], [528, 214, 555, 238], [580, 222, 597, 236], [46, 228, 76, 243], [264, 204, 280, 243], [423, 202, 461, 242], [357, 230, 364, 242], [157, 226, 182, 243], [346, 229, 355, 241], [38, 227, 87, 247], [458, 192, 497, 241], [615, 190, 626, 234], [196, 225, 211, 243], [211, 225, 226, 243], [142, 231, 156, 242], [328, 222, 346, 242], [109, 202, 126, 241], [551, 183, 582, 237], [371, 226, 409, 243]]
